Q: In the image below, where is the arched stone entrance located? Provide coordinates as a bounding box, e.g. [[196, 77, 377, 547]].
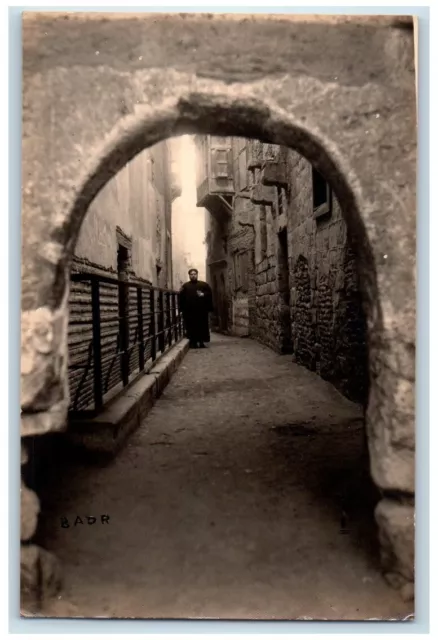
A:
[[21, 12, 416, 604]]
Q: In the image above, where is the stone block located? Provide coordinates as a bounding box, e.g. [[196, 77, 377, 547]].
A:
[[329, 224, 339, 249], [329, 249, 339, 269], [21, 544, 62, 607], [375, 498, 415, 588], [367, 360, 415, 493], [126, 374, 157, 423], [21, 482, 40, 542], [335, 223, 344, 245]]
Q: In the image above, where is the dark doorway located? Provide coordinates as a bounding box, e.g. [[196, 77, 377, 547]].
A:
[[210, 264, 229, 333]]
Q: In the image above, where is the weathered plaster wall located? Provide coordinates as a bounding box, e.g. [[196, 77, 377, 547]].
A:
[[75, 141, 173, 287], [21, 13, 416, 604]]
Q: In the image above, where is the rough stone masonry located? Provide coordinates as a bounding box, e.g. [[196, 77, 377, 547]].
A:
[[21, 13, 416, 605]]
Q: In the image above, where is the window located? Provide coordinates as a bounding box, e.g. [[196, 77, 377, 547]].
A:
[[312, 167, 331, 219], [116, 228, 132, 275], [212, 149, 229, 178], [117, 244, 129, 276]]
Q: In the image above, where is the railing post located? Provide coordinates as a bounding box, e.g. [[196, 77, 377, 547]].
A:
[[172, 292, 178, 343], [119, 279, 130, 387], [166, 292, 172, 347], [91, 278, 103, 412], [137, 287, 145, 371], [158, 290, 165, 354], [177, 292, 183, 338], [150, 288, 157, 362]]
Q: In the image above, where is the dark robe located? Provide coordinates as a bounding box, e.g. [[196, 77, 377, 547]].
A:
[[179, 280, 214, 343]]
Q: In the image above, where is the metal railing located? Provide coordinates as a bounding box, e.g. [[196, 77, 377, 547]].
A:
[[68, 271, 184, 416]]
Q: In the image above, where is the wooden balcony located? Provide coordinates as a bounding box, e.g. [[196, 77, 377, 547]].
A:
[[197, 177, 234, 221], [196, 177, 210, 207]]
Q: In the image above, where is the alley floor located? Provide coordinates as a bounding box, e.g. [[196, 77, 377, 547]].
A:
[[35, 334, 411, 620]]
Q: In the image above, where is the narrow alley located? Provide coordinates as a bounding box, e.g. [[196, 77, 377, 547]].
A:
[[35, 334, 410, 620]]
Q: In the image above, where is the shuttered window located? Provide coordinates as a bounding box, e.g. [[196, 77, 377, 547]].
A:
[[212, 148, 230, 178]]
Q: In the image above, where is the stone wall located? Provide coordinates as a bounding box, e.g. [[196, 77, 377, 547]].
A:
[[286, 152, 368, 404], [227, 195, 256, 337], [204, 141, 368, 405], [253, 202, 286, 353]]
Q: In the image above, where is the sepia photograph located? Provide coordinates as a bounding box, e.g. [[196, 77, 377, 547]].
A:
[[19, 9, 417, 622]]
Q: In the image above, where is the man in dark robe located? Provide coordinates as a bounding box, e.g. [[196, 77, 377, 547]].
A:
[[179, 269, 213, 348]]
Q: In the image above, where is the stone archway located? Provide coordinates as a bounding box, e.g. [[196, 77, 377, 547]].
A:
[[21, 12, 416, 603]]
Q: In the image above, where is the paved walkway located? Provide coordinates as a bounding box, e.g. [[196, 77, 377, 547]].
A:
[[38, 334, 410, 620]]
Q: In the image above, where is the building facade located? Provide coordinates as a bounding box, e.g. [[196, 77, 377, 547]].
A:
[[195, 136, 368, 405], [68, 141, 181, 412]]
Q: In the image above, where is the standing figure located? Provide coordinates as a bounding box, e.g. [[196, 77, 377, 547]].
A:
[[179, 269, 214, 348]]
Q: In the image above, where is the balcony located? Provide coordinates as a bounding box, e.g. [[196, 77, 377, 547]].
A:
[[196, 177, 210, 207], [197, 179, 233, 220], [195, 136, 235, 221]]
